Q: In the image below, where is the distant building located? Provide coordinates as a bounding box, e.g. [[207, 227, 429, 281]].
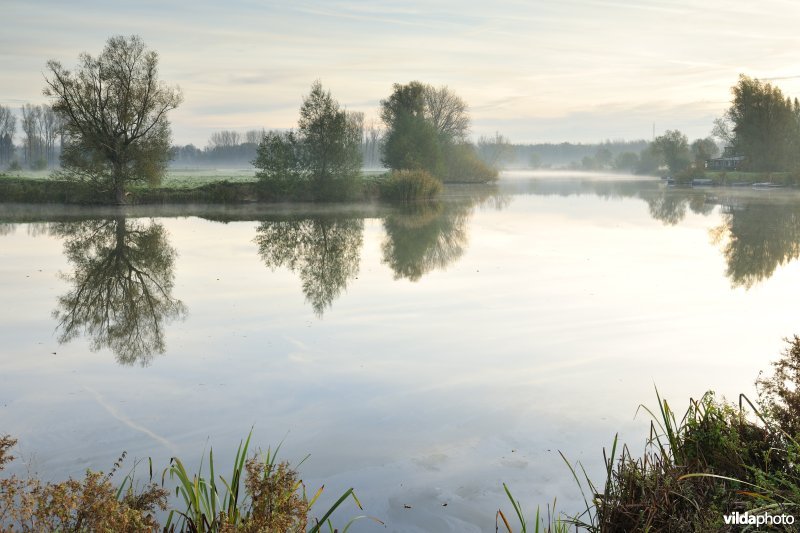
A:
[[706, 145, 744, 171], [706, 155, 745, 171]]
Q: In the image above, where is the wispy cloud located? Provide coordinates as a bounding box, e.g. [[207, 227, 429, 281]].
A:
[[2, 0, 799, 145]]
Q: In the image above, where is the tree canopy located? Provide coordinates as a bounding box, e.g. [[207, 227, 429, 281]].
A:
[[380, 81, 497, 183], [721, 75, 800, 171], [44, 35, 182, 203], [253, 81, 362, 200], [651, 130, 690, 174]]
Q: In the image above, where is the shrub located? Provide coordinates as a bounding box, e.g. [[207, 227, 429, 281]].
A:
[[0, 436, 168, 532], [379, 169, 442, 202], [442, 142, 498, 183]]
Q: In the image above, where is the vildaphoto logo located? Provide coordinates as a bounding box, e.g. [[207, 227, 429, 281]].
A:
[[723, 511, 795, 526]]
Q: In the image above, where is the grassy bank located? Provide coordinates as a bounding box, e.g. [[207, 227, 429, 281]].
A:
[[681, 170, 800, 187], [0, 170, 459, 205], [0, 177, 264, 205], [500, 336, 800, 532]]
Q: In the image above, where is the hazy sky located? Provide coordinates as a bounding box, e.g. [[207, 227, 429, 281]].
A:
[[3, 0, 800, 147]]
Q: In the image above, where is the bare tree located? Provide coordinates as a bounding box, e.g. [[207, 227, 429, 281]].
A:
[[477, 132, 513, 168], [347, 110, 365, 164], [423, 85, 470, 141], [41, 105, 62, 166], [0, 105, 15, 166], [44, 35, 182, 203], [209, 130, 242, 149], [244, 129, 265, 145], [21, 104, 44, 167], [365, 119, 382, 168]]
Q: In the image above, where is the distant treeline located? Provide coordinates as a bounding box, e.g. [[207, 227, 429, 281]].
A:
[[170, 119, 384, 169], [507, 139, 650, 169], [0, 103, 63, 170]]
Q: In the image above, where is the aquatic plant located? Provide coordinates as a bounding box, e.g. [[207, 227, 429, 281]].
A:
[[501, 337, 800, 532], [0, 432, 378, 533]]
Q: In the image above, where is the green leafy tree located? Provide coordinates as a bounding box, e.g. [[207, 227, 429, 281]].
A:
[[380, 82, 437, 172], [690, 137, 719, 166], [252, 130, 305, 195], [298, 81, 362, 186], [380, 82, 496, 182], [724, 75, 800, 171], [381, 112, 444, 175], [651, 130, 690, 174], [44, 35, 182, 203], [254, 81, 361, 200]]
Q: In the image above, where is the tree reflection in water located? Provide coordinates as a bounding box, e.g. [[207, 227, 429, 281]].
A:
[[51, 217, 186, 365], [254, 216, 363, 317], [711, 201, 800, 288], [381, 202, 469, 281]]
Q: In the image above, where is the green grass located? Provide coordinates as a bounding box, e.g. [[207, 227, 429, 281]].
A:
[[155, 169, 259, 189]]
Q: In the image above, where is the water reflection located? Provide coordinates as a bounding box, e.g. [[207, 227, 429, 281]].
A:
[[381, 203, 469, 281], [641, 190, 716, 226], [254, 217, 364, 317], [711, 202, 800, 288], [51, 217, 186, 365], [4, 176, 800, 364]]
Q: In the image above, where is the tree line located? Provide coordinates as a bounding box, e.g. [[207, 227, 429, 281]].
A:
[[16, 34, 800, 205], [171, 120, 384, 168], [0, 103, 64, 169]]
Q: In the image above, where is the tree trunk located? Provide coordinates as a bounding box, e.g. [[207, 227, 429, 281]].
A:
[[114, 180, 126, 205], [113, 161, 127, 205]]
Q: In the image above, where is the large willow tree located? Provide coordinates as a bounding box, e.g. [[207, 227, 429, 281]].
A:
[[44, 35, 182, 203]]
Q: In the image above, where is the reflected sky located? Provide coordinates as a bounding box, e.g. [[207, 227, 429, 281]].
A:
[[2, 172, 800, 531]]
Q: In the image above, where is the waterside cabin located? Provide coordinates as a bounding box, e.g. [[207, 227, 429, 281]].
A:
[[705, 155, 745, 171]]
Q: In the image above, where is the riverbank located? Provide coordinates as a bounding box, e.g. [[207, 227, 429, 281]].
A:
[[0, 169, 493, 205], [671, 170, 800, 188]]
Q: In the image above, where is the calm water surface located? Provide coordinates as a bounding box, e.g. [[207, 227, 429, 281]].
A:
[[3, 171, 800, 531]]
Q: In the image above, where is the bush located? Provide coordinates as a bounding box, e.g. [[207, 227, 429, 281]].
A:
[[30, 157, 48, 171], [8, 160, 21, 172], [442, 142, 498, 183], [379, 169, 442, 202], [0, 436, 168, 532]]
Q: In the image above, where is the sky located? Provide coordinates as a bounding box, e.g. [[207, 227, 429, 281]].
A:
[[3, 0, 800, 147]]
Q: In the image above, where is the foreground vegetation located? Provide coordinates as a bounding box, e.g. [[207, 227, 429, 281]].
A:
[[5, 337, 800, 531], [500, 336, 800, 532], [0, 432, 377, 532]]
